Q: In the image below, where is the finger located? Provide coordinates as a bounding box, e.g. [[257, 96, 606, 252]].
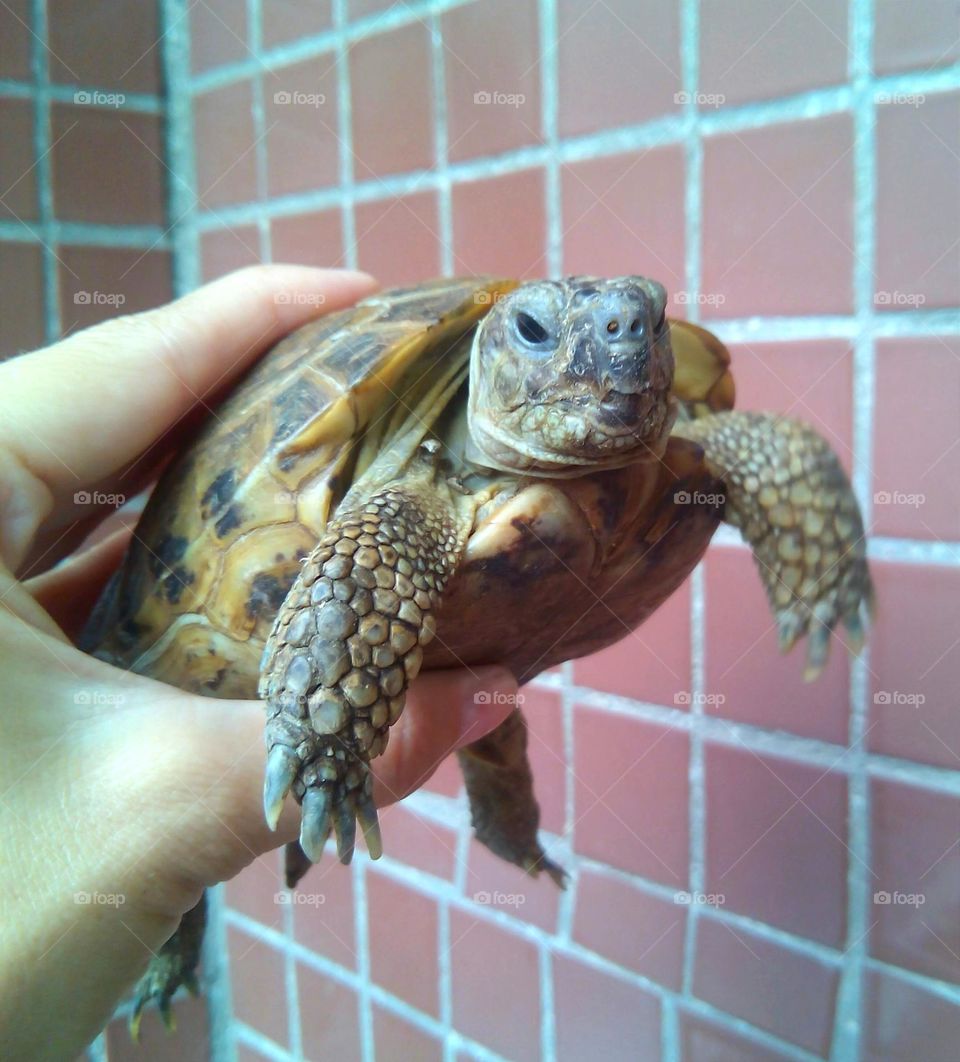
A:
[[126, 667, 517, 889], [25, 525, 133, 641], [0, 265, 377, 569]]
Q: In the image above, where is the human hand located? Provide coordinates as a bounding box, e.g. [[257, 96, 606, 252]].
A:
[[0, 266, 517, 1061]]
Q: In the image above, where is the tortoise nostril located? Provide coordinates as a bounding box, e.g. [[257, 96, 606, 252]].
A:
[[606, 319, 619, 335], [629, 318, 641, 334]]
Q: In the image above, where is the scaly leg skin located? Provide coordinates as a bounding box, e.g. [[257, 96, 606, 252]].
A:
[[676, 411, 874, 679], [260, 444, 474, 867], [129, 892, 205, 1040], [458, 709, 567, 888]]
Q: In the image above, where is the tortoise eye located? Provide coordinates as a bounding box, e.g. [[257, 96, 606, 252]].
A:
[[515, 311, 551, 347]]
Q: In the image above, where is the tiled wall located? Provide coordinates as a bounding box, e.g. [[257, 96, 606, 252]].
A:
[[3, 1, 957, 1061]]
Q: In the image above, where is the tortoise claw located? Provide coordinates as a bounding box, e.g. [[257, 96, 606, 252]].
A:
[[354, 788, 383, 861], [299, 786, 333, 862], [263, 745, 299, 830], [334, 800, 357, 864]]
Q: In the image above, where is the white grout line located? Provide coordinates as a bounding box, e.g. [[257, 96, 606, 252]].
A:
[[429, 6, 454, 276], [332, 0, 357, 271], [0, 77, 163, 111], [30, 0, 59, 341]]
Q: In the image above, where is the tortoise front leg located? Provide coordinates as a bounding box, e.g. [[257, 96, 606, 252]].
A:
[[260, 446, 474, 866], [458, 708, 566, 887], [675, 411, 873, 679]]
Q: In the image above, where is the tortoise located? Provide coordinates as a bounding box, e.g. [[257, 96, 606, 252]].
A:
[[82, 275, 872, 1030]]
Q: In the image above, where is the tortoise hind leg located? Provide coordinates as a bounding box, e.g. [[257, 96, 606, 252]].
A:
[[675, 411, 873, 679], [458, 708, 566, 887], [129, 892, 206, 1039], [260, 443, 476, 868]]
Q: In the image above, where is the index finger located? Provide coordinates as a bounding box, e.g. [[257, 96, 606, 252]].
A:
[[0, 265, 377, 570]]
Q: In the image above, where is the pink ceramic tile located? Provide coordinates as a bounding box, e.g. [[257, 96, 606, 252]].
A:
[[692, 916, 839, 1054], [0, 0, 31, 80], [349, 0, 404, 17], [270, 209, 343, 269], [236, 1046, 272, 1062], [292, 859, 358, 970], [464, 838, 561, 932], [703, 546, 851, 746], [0, 98, 37, 222], [450, 909, 541, 1061], [679, 1010, 792, 1062], [194, 80, 259, 208], [379, 803, 458, 880], [553, 953, 662, 1061], [227, 925, 288, 1046], [262, 1, 333, 50], [367, 870, 440, 1016], [349, 22, 433, 179], [876, 91, 960, 311], [729, 339, 854, 470], [50, 105, 165, 225], [354, 192, 441, 286], [572, 868, 686, 989], [863, 967, 960, 1062], [573, 577, 692, 710], [57, 246, 172, 334], [106, 994, 209, 1061], [699, 0, 848, 106], [225, 849, 285, 930], [264, 55, 339, 197], [297, 964, 361, 1060], [0, 242, 44, 357], [47, 0, 161, 93], [869, 562, 960, 769], [869, 776, 960, 983], [702, 115, 854, 317], [442, 0, 542, 162], [557, 0, 680, 137], [561, 146, 686, 291], [573, 707, 689, 886], [190, 0, 248, 73], [874, 0, 960, 75], [872, 338, 960, 541], [200, 225, 263, 280], [373, 1005, 443, 1062], [704, 742, 848, 946], [451, 168, 546, 278]]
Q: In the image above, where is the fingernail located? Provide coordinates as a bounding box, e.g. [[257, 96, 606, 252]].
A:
[[457, 666, 519, 745]]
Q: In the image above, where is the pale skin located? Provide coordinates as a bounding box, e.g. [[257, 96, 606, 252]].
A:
[[0, 266, 517, 1061]]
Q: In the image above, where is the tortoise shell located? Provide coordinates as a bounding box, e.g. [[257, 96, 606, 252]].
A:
[[85, 276, 733, 690]]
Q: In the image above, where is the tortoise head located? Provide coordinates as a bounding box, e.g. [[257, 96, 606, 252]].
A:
[[467, 276, 676, 476]]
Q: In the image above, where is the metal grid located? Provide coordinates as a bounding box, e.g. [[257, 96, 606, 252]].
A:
[[0, 0, 945, 1057], [166, 0, 960, 1060]]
